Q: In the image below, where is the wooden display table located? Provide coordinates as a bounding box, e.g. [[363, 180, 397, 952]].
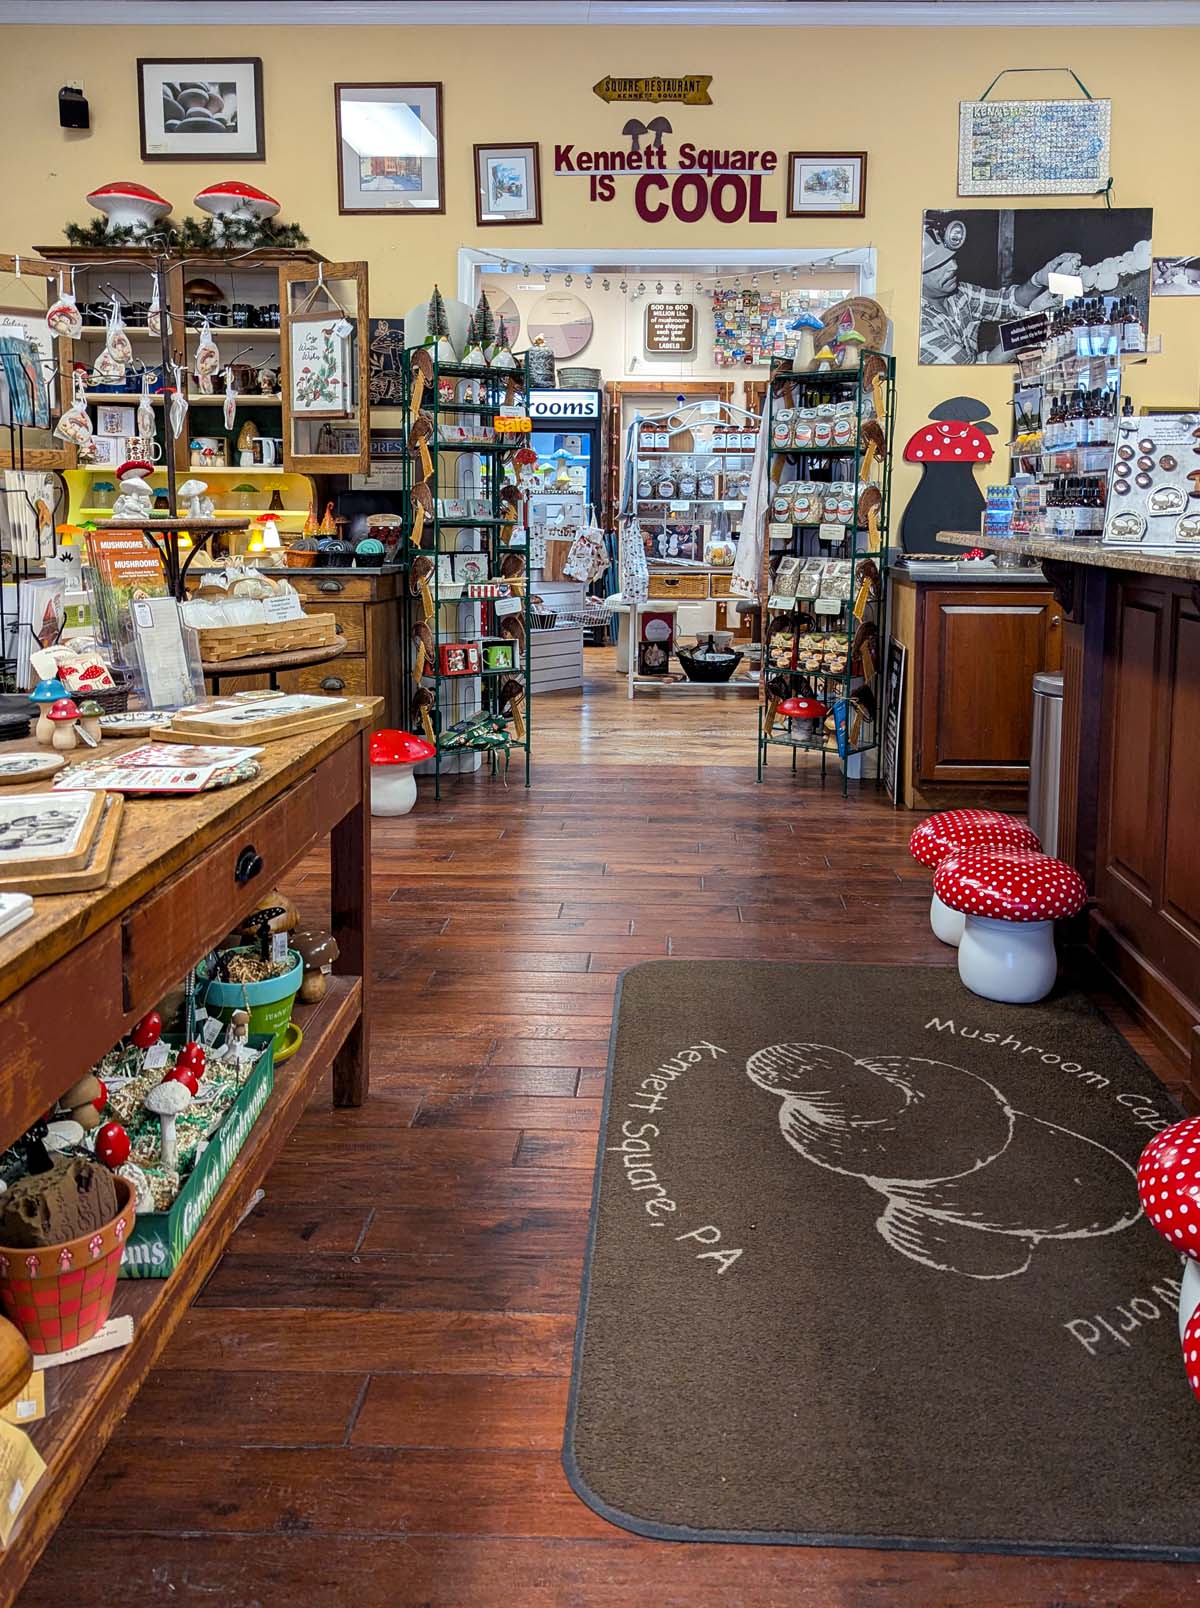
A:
[[0, 707, 375, 1601]]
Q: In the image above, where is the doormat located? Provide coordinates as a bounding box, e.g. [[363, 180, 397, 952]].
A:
[[565, 960, 1200, 1559]]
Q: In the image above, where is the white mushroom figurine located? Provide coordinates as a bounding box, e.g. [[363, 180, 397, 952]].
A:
[[178, 478, 214, 519], [144, 1078, 193, 1173]]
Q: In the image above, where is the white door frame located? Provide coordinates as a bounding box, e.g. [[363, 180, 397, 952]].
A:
[[457, 246, 876, 305]]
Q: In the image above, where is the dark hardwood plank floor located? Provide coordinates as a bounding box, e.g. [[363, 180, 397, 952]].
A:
[[17, 661, 1200, 1605]]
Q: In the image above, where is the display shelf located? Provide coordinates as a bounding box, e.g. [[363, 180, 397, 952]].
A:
[[634, 449, 754, 458]]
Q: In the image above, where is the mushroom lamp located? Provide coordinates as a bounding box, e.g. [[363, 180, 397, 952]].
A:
[[144, 1079, 193, 1173], [1137, 1115, 1200, 1394], [934, 846, 1085, 1003], [909, 808, 1040, 947], [193, 181, 280, 237], [86, 181, 172, 238], [369, 728, 436, 817]]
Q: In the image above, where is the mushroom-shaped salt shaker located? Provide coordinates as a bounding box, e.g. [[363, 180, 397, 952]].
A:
[[293, 928, 340, 1004], [30, 678, 68, 746], [47, 697, 81, 753], [144, 1078, 192, 1173], [933, 847, 1085, 1004], [909, 809, 1041, 948], [85, 180, 172, 238]]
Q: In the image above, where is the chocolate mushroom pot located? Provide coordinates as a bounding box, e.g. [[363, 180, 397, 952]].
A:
[[0, 1168, 135, 1355]]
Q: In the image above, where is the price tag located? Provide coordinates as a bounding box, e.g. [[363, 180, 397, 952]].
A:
[[722, 500, 744, 511], [494, 415, 532, 433], [271, 930, 289, 964], [814, 596, 844, 616], [332, 318, 353, 339], [202, 1014, 224, 1045], [264, 593, 304, 623], [767, 593, 796, 612], [143, 1041, 169, 1070], [669, 500, 689, 512], [818, 522, 847, 543], [767, 522, 792, 543]]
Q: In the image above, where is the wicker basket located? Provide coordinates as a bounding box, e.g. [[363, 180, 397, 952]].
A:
[[196, 612, 339, 664], [557, 366, 600, 389], [76, 664, 134, 714]]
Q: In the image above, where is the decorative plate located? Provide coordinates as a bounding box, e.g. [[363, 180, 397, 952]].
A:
[[0, 751, 65, 785], [98, 712, 173, 735]]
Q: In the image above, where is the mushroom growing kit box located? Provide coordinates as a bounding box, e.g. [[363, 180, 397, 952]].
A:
[[119, 1035, 275, 1279]]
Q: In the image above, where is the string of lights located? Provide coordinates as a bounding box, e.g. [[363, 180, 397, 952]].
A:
[[469, 248, 864, 298]]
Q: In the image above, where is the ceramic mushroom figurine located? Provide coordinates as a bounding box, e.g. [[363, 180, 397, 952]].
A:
[[76, 700, 103, 745], [193, 181, 280, 239], [59, 1074, 104, 1134], [86, 180, 172, 238], [237, 891, 298, 957], [112, 459, 156, 521], [292, 929, 340, 1003], [178, 478, 214, 519], [30, 678, 67, 746], [144, 1078, 192, 1173], [47, 698, 81, 753]]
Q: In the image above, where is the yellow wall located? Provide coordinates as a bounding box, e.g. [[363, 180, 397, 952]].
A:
[[1, 21, 1198, 509]]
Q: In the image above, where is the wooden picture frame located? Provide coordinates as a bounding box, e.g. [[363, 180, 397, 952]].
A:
[[137, 58, 265, 162], [473, 142, 542, 227], [786, 152, 867, 219], [279, 260, 370, 475], [335, 83, 445, 216]]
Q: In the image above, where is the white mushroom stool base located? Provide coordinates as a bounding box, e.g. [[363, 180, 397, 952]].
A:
[[371, 765, 418, 817], [957, 913, 1058, 1005], [930, 891, 965, 947], [1180, 1258, 1200, 1344]]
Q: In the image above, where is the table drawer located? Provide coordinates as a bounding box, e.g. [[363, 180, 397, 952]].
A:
[[709, 573, 736, 598], [122, 740, 361, 1008], [648, 574, 709, 600], [277, 657, 368, 698], [288, 574, 379, 603], [325, 603, 366, 655]]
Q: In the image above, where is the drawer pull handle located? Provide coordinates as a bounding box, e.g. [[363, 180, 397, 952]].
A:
[[335, 623, 345, 635], [321, 676, 346, 691], [318, 580, 344, 594], [234, 845, 263, 885]]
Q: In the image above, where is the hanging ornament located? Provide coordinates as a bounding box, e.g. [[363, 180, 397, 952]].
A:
[[91, 346, 124, 385], [223, 365, 237, 431], [169, 361, 188, 440], [564, 273, 573, 287], [194, 318, 220, 395], [136, 373, 155, 443], [674, 282, 681, 295], [619, 280, 627, 294], [655, 282, 663, 295], [53, 369, 93, 449], [602, 278, 610, 292], [147, 275, 162, 337], [105, 298, 133, 366], [585, 275, 593, 290], [47, 270, 82, 339]]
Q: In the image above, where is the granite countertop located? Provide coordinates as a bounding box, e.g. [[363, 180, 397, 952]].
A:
[[891, 564, 1048, 586], [938, 530, 1200, 582]]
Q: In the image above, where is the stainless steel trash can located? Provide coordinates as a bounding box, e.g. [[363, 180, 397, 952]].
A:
[[1028, 670, 1064, 855]]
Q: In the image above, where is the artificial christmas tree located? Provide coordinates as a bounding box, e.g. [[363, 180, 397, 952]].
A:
[[461, 304, 487, 369], [424, 284, 457, 364]]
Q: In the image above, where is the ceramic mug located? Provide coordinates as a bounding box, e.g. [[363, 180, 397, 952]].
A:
[[250, 436, 277, 466], [126, 435, 162, 462]]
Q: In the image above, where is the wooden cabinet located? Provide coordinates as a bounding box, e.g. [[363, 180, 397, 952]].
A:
[[890, 577, 1062, 809]]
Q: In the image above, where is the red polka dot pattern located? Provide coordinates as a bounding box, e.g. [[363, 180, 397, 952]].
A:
[[1183, 1302, 1200, 1403], [1137, 1116, 1200, 1262], [933, 846, 1087, 922], [908, 808, 1040, 869], [902, 422, 994, 465]]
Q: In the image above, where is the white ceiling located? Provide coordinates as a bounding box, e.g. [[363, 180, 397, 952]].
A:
[[3, 0, 1198, 24]]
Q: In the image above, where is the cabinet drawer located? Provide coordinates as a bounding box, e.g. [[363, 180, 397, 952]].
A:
[[288, 574, 380, 603], [277, 657, 368, 698], [648, 574, 708, 600], [325, 603, 366, 655], [122, 742, 360, 1007], [709, 573, 735, 598]]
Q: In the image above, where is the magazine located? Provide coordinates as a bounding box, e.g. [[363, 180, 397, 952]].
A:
[[84, 528, 168, 663]]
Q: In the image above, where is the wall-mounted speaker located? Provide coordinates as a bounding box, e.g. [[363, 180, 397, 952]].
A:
[[58, 87, 89, 131]]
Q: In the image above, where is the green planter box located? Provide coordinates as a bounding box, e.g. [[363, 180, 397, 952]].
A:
[[119, 1035, 275, 1280]]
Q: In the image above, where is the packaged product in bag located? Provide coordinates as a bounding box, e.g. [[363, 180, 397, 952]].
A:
[[105, 300, 133, 366], [46, 273, 82, 339], [194, 319, 220, 395], [147, 277, 162, 337], [771, 409, 794, 449]]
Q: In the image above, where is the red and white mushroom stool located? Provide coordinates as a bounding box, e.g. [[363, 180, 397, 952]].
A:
[[777, 695, 827, 743], [1136, 1117, 1200, 1402], [909, 809, 1041, 947], [933, 846, 1086, 1004]]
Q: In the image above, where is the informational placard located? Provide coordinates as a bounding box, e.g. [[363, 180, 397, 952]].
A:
[[958, 98, 1111, 197], [999, 311, 1051, 353], [645, 301, 696, 355], [1103, 412, 1200, 548]]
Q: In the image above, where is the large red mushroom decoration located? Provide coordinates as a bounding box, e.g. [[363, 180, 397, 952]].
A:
[[1137, 1116, 1200, 1401], [898, 396, 998, 555], [193, 181, 280, 239], [86, 181, 172, 238]]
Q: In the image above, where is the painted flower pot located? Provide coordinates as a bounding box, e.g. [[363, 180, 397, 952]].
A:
[[0, 1176, 134, 1355], [200, 948, 303, 1054]]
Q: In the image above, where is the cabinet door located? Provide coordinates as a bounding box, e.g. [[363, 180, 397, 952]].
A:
[[917, 587, 1062, 783]]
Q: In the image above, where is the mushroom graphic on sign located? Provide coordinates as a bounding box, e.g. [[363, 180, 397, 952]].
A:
[[898, 396, 997, 555], [746, 1042, 1140, 1279]]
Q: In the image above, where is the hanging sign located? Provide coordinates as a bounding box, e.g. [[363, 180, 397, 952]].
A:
[[529, 389, 599, 420], [592, 75, 712, 106], [645, 301, 696, 354], [494, 415, 533, 433]]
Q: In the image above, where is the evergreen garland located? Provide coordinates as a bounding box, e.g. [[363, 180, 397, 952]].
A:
[[63, 214, 308, 250]]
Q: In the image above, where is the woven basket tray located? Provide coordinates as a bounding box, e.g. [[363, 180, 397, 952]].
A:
[[196, 612, 339, 664]]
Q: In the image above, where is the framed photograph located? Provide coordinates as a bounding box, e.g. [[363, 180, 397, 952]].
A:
[[786, 153, 867, 219], [474, 143, 542, 227], [289, 315, 354, 418], [335, 82, 444, 215], [1152, 257, 1200, 297], [137, 58, 264, 161]]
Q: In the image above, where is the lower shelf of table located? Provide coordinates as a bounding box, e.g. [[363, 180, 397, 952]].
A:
[[0, 973, 362, 1601]]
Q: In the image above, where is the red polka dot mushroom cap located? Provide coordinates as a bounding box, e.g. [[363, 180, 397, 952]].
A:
[[909, 808, 1040, 869], [1183, 1301, 1200, 1402], [902, 421, 995, 465], [1137, 1117, 1200, 1261], [933, 846, 1086, 921]]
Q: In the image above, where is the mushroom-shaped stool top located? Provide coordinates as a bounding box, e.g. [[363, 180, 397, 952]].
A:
[[934, 847, 1085, 923], [370, 728, 436, 817], [86, 181, 172, 237], [910, 808, 1039, 869], [902, 420, 995, 465], [778, 696, 827, 722], [370, 729, 436, 767], [1137, 1117, 1200, 1258], [194, 181, 280, 230]]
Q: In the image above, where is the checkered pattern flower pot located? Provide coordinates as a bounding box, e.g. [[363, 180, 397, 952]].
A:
[[0, 1177, 134, 1355]]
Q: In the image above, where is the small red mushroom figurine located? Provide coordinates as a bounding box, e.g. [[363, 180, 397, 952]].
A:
[[95, 1121, 131, 1169], [131, 1010, 162, 1049]]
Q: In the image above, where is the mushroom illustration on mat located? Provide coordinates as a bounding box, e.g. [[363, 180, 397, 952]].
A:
[[898, 397, 997, 556], [746, 1042, 1141, 1279]]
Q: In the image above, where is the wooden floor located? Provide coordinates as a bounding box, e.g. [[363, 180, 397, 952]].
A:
[[19, 652, 1200, 1606]]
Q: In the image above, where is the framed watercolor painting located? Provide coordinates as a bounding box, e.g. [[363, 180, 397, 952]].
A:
[[786, 153, 867, 219], [474, 143, 542, 227], [137, 58, 265, 161], [335, 83, 445, 215]]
